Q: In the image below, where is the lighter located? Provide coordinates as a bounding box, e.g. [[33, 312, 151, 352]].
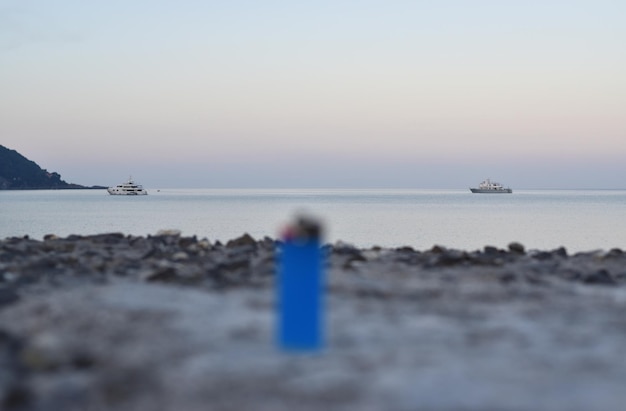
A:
[[277, 215, 325, 351]]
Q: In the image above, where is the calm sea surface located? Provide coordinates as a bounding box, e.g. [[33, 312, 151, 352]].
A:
[[1, 189, 626, 252]]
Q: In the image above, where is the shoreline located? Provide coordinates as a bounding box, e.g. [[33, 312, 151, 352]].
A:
[[1, 232, 626, 410]]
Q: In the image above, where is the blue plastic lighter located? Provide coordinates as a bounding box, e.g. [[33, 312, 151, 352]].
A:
[[277, 216, 325, 351]]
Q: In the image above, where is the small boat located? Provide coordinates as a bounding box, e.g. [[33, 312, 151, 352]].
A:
[[107, 177, 148, 195], [470, 179, 512, 194]]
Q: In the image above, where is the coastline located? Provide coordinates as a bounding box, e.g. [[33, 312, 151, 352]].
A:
[[0, 186, 107, 190], [1, 232, 626, 410]]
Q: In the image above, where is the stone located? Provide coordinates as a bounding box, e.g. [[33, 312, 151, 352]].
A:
[[430, 245, 446, 254], [0, 288, 19, 307], [508, 242, 525, 254], [433, 249, 467, 266], [156, 229, 182, 237], [483, 245, 500, 255], [226, 233, 257, 248], [1, 233, 626, 410], [582, 269, 615, 285], [171, 252, 189, 261]]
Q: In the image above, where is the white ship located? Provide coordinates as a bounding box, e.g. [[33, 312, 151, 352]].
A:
[[470, 179, 512, 194], [107, 177, 148, 195]]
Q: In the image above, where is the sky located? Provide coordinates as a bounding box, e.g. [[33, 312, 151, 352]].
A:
[[1, 0, 625, 189]]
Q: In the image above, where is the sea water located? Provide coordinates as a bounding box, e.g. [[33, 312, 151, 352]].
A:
[[1, 189, 626, 252]]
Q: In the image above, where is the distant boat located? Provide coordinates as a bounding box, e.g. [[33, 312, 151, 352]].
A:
[[470, 179, 512, 194], [107, 177, 147, 195]]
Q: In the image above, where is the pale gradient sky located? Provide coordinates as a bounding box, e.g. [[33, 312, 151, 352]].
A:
[[1, 0, 625, 188]]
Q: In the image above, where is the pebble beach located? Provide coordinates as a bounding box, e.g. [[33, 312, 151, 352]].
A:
[[2, 231, 626, 411]]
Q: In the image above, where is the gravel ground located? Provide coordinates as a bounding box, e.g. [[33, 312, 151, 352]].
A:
[[1, 231, 626, 411]]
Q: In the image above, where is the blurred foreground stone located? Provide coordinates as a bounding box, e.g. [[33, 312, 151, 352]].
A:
[[2, 233, 626, 410]]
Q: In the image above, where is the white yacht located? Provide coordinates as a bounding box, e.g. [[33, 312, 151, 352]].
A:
[[107, 177, 148, 195], [470, 179, 512, 194]]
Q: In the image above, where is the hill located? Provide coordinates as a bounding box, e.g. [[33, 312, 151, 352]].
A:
[[0, 145, 104, 190]]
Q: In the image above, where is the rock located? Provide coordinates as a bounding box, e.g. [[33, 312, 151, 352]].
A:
[[87, 232, 126, 244], [330, 241, 358, 254], [508, 242, 525, 254], [432, 249, 468, 267], [604, 248, 623, 259], [483, 245, 500, 255], [430, 245, 446, 254], [176, 236, 197, 248], [0, 288, 19, 308], [226, 233, 257, 248], [171, 252, 189, 262], [156, 229, 182, 237], [532, 251, 554, 261], [498, 271, 517, 283], [0, 329, 30, 410], [395, 246, 415, 253], [582, 269, 615, 285], [2, 233, 626, 410]]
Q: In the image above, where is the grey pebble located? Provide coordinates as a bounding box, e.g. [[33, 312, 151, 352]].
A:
[[1, 233, 626, 411]]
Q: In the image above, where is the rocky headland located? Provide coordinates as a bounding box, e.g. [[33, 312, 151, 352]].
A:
[[2, 232, 626, 410], [0, 145, 104, 190]]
